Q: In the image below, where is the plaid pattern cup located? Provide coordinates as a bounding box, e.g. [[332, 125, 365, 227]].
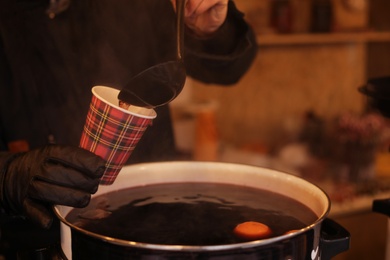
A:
[[80, 86, 157, 185]]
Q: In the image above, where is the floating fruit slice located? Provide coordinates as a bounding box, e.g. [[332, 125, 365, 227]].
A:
[[233, 221, 272, 240]]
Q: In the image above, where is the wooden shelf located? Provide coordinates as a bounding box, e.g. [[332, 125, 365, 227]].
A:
[[257, 31, 390, 46]]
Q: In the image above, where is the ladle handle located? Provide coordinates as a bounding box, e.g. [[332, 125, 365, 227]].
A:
[[176, 0, 185, 61]]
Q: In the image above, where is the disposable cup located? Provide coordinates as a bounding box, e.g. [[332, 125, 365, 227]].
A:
[[80, 86, 156, 185]]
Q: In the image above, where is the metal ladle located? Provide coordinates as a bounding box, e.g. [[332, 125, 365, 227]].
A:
[[117, 0, 186, 108]]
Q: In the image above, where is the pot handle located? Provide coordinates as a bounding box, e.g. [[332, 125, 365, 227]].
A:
[[372, 198, 390, 217], [320, 218, 350, 260]]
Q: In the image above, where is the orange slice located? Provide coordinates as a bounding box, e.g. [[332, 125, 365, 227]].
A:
[[233, 221, 272, 240]]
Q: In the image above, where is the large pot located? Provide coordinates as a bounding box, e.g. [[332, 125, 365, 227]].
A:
[[54, 161, 349, 260]]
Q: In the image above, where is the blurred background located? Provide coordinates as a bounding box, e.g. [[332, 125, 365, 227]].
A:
[[170, 0, 390, 259]]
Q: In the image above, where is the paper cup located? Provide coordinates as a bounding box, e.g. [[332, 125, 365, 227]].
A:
[[80, 86, 157, 185]]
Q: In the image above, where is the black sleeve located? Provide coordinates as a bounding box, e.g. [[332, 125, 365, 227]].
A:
[[183, 0, 258, 85], [0, 37, 10, 151], [0, 152, 14, 213], [0, 33, 28, 150]]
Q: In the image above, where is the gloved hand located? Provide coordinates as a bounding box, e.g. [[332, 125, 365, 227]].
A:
[[0, 145, 105, 229]]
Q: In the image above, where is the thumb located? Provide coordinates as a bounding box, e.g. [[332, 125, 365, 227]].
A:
[[23, 198, 54, 229]]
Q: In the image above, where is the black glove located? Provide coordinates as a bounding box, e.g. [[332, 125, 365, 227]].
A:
[[0, 145, 105, 229]]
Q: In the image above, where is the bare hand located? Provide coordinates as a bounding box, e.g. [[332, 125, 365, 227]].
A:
[[172, 0, 229, 37]]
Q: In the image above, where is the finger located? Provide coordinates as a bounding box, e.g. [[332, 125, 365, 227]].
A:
[[23, 198, 54, 229], [186, 0, 224, 16], [28, 179, 92, 208], [41, 163, 101, 193], [184, 0, 228, 35], [185, 0, 204, 16], [45, 145, 106, 178], [171, 0, 176, 10]]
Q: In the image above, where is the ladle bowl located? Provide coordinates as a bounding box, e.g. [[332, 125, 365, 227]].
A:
[[117, 61, 186, 108], [118, 0, 186, 108]]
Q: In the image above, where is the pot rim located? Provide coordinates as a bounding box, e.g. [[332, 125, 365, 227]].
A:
[[54, 212, 326, 251], [54, 161, 331, 252]]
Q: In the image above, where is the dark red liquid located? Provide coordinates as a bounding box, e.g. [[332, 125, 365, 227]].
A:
[[66, 183, 317, 245]]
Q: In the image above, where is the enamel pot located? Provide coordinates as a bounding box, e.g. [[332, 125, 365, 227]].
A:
[[54, 161, 349, 260]]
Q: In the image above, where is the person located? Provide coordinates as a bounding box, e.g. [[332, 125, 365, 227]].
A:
[[0, 0, 257, 162], [0, 0, 257, 255]]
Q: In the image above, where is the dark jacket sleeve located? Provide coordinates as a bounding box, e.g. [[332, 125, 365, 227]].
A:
[[0, 34, 30, 149], [183, 0, 258, 85], [0, 152, 14, 213], [0, 37, 12, 151]]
